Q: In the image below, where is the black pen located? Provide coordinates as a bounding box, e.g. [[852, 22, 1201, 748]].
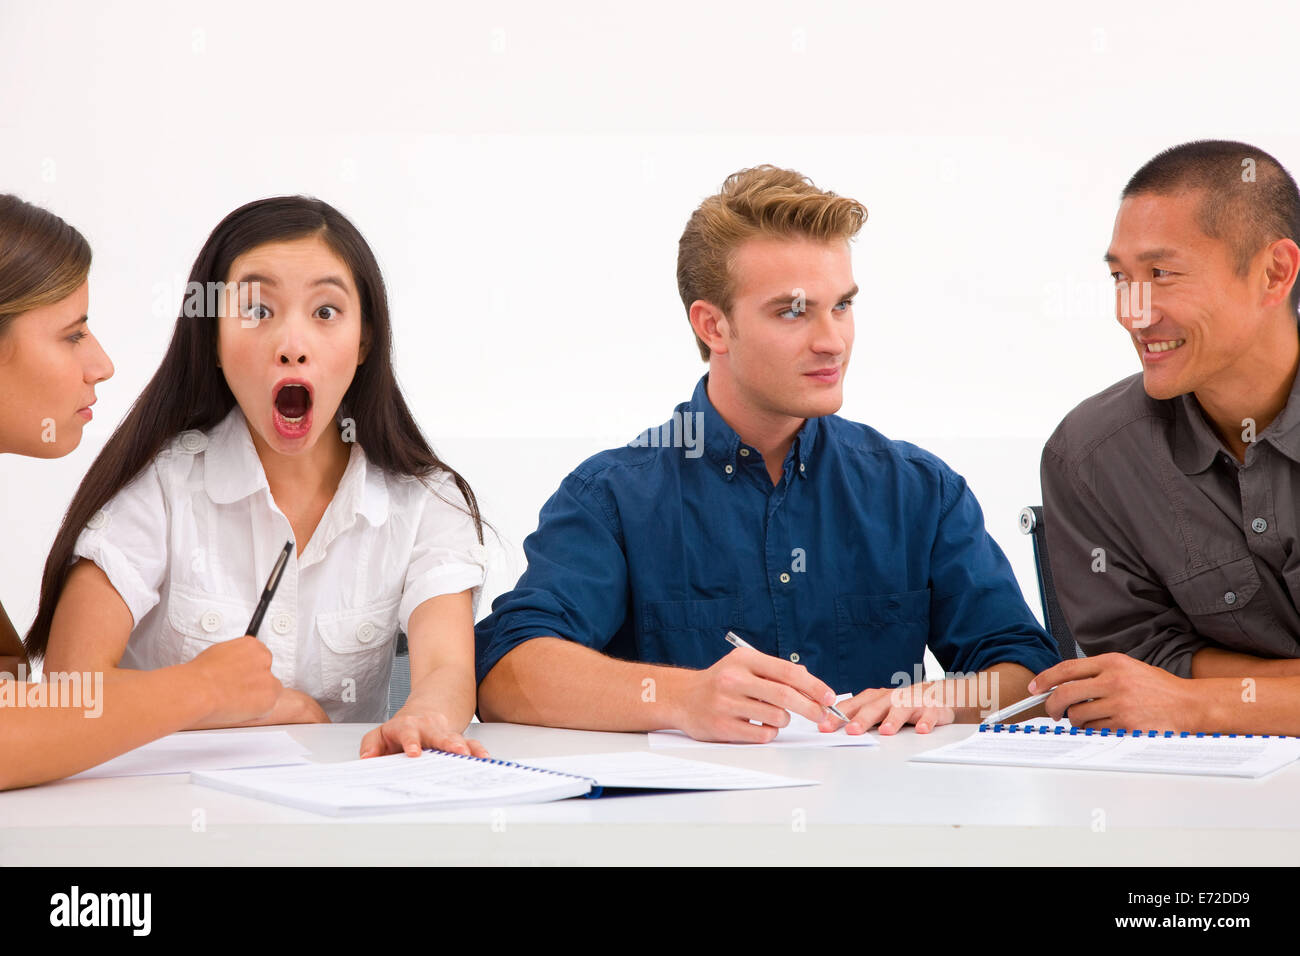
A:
[[245, 540, 293, 638]]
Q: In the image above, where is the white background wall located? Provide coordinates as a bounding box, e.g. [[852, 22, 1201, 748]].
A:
[[3, 0, 1299, 659]]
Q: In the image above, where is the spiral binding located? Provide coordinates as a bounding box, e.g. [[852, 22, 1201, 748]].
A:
[[424, 748, 596, 783], [976, 724, 1285, 739]]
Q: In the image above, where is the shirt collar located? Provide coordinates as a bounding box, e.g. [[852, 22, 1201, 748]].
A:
[[1171, 394, 1226, 474], [692, 374, 820, 481], [200, 406, 389, 525], [1173, 371, 1300, 474]]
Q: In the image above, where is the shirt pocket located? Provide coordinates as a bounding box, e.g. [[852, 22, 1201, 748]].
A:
[[315, 599, 402, 704], [638, 597, 742, 670], [835, 589, 931, 690], [1166, 554, 1278, 654], [165, 584, 256, 665]]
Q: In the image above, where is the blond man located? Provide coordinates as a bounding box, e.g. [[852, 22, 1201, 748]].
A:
[[475, 166, 1058, 742]]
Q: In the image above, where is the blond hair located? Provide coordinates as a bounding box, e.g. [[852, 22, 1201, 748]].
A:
[[0, 195, 92, 337], [676, 165, 867, 360]]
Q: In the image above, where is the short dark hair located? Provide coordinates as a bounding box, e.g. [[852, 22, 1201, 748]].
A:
[[1123, 140, 1300, 315]]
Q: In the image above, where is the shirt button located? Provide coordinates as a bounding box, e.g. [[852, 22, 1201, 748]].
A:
[[739, 448, 750, 457], [779, 572, 791, 584], [200, 610, 222, 634], [179, 431, 208, 453], [271, 613, 293, 635], [799, 463, 806, 473], [1224, 591, 1238, 606], [789, 652, 800, 663], [357, 621, 376, 643], [1252, 517, 1268, 533], [724, 464, 734, 475], [85, 509, 109, 531]]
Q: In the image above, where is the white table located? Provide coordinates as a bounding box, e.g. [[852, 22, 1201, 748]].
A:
[[3, 722, 1298, 865]]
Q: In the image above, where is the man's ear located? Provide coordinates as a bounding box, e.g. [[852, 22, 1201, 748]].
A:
[[689, 300, 731, 355]]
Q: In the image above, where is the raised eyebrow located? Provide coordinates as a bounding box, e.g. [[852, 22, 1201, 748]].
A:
[[310, 276, 351, 293]]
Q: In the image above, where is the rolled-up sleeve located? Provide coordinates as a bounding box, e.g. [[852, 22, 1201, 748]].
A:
[[474, 471, 629, 684], [71, 466, 169, 628], [1041, 446, 1208, 676], [926, 468, 1062, 677], [399, 475, 489, 634]]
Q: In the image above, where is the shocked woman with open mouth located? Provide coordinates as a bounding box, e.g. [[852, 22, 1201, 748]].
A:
[[28, 196, 490, 760]]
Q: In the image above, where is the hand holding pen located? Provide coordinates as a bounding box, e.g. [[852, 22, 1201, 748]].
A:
[[669, 630, 842, 744]]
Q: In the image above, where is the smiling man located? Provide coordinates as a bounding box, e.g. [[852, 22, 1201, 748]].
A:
[[1035, 140, 1300, 732], [475, 165, 1058, 742]]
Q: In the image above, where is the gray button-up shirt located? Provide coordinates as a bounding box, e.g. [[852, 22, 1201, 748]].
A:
[[1041, 371, 1300, 676]]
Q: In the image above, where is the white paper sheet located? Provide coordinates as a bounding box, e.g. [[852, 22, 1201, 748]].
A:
[[522, 751, 817, 790], [69, 730, 312, 780]]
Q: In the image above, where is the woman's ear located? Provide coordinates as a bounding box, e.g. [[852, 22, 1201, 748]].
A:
[[358, 322, 372, 365]]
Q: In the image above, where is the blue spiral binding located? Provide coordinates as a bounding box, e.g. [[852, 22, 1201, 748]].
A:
[[976, 724, 1278, 739]]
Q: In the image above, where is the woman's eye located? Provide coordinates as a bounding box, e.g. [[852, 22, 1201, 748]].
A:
[[67, 330, 88, 344], [316, 305, 338, 320], [244, 303, 270, 321]]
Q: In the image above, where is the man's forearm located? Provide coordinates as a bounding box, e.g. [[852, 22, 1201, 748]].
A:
[[1196, 676, 1300, 734], [1191, 646, 1300, 678], [478, 637, 692, 731], [916, 662, 1037, 723]]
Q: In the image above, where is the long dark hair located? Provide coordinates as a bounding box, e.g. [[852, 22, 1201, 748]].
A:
[[25, 196, 483, 661]]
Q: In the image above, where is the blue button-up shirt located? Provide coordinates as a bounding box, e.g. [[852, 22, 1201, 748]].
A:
[[475, 375, 1059, 689]]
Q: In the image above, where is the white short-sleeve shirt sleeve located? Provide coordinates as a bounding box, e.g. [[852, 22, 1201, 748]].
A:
[[71, 464, 170, 627], [398, 473, 488, 634]]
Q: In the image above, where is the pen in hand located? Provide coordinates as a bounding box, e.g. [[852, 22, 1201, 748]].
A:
[[724, 630, 851, 722]]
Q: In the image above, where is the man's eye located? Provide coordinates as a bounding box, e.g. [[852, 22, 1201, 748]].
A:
[[778, 307, 804, 320], [1110, 272, 1126, 283], [1152, 268, 1172, 279], [833, 299, 853, 312]]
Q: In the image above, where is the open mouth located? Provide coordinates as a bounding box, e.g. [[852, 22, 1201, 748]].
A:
[[272, 381, 313, 438]]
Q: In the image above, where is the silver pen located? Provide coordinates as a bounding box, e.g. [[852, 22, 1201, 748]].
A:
[[981, 688, 1057, 725], [724, 630, 851, 722]]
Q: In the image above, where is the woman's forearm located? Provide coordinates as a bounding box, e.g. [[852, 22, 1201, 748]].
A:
[[0, 664, 214, 790]]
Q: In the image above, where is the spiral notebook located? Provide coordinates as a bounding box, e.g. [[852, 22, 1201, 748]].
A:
[[910, 719, 1300, 778], [193, 749, 815, 815]]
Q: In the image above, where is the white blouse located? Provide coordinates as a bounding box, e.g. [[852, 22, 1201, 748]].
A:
[[73, 406, 486, 722]]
